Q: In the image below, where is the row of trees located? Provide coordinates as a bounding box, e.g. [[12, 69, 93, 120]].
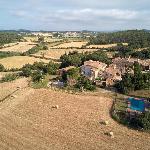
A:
[[60, 50, 111, 68], [89, 30, 150, 49], [0, 43, 48, 59], [21, 61, 60, 82]]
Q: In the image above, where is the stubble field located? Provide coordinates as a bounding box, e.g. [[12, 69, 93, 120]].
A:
[[0, 79, 149, 150], [0, 56, 49, 69], [0, 42, 36, 53]]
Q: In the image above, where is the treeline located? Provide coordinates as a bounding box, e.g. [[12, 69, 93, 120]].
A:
[[114, 46, 150, 59], [131, 48, 150, 59], [0, 43, 48, 59], [0, 32, 22, 46], [60, 50, 111, 68], [0, 51, 21, 59], [0, 61, 60, 83], [89, 30, 150, 49]]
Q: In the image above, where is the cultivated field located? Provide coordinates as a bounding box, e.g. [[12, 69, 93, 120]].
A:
[[0, 79, 149, 150], [32, 48, 98, 60], [0, 42, 36, 53], [52, 42, 87, 48], [0, 56, 49, 69]]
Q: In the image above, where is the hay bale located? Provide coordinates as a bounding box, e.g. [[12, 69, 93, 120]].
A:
[[108, 132, 114, 138], [52, 105, 59, 109], [104, 120, 109, 125], [10, 95, 17, 98], [17, 86, 21, 90]]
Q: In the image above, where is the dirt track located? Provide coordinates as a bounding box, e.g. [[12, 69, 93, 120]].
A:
[[0, 79, 150, 150]]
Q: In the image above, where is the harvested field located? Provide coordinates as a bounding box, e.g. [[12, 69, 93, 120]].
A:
[[0, 78, 29, 100], [0, 79, 149, 150], [1, 42, 18, 48], [87, 43, 128, 49], [0, 56, 49, 69], [52, 42, 87, 48], [0, 42, 36, 53], [32, 48, 98, 60], [24, 37, 38, 42]]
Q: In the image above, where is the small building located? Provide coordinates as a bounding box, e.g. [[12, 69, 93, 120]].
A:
[[101, 64, 122, 86], [81, 60, 107, 80]]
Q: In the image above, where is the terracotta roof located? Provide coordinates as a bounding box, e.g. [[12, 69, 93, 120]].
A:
[[105, 64, 121, 76], [112, 57, 150, 67], [83, 60, 107, 69]]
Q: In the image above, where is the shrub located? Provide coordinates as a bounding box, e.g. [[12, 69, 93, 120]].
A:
[[43, 45, 48, 50], [0, 73, 18, 82], [75, 76, 96, 91], [31, 70, 44, 82], [139, 111, 150, 131], [46, 61, 60, 75], [0, 63, 5, 72]]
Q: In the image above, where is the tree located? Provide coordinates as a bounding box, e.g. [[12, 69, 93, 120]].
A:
[[31, 70, 44, 82], [75, 76, 96, 91], [46, 61, 60, 75], [33, 62, 47, 74], [133, 62, 144, 90], [67, 68, 80, 80], [38, 36, 44, 43], [0, 64, 5, 72], [116, 73, 134, 94]]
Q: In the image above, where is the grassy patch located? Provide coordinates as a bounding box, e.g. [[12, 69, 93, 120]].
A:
[[129, 90, 150, 99], [31, 75, 50, 89], [0, 73, 19, 83]]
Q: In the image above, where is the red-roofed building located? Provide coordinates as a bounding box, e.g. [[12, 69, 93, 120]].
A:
[[81, 60, 107, 80]]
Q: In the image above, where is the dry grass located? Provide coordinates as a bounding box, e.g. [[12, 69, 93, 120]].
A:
[[32, 48, 98, 59], [0, 79, 149, 150], [0, 56, 49, 69], [0, 42, 36, 52], [87, 43, 128, 49], [24, 37, 38, 42], [0, 78, 29, 100], [52, 42, 87, 48]]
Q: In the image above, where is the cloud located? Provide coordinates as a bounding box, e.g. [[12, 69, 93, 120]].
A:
[[10, 10, 28, 17], [1, 0, 150, 30]]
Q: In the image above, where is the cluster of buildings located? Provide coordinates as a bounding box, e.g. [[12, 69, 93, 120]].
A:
[[25, 31, 94, 39], [80, 58, 150, 87], [58, 57, 150, 87]]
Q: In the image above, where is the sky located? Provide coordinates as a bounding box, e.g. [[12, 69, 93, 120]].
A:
[[0, 0, 150, 31]]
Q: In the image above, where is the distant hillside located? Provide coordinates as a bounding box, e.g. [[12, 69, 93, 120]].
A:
[[89, 30, 150, 49], [0, 32, 22, 46]]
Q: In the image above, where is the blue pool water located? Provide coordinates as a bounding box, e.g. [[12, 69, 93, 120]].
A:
[[128, 97, 145, 112]]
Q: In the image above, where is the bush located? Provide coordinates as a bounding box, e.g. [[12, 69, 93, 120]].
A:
[[46, 61, 60, 75], [75, 76, 96, 91], [31, 70, 44, 82], [139, 111, 150, 131], [0, 73, 18, 82], [21, 64, 33, 77], [0, 64, 5, 72], [32, 62, 47, 74], [0, 51, 21, 59], [43, 45, 48, 50]]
